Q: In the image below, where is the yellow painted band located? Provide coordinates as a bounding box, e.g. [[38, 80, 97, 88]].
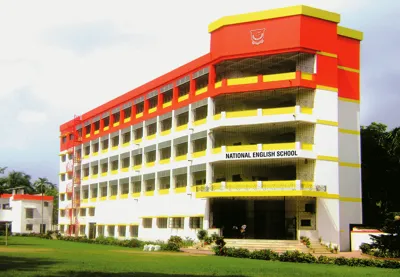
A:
[[316, 51, 338, 58], [316, 119, 338, 127], [339, 97, 360, 104], [339, 128, 360, 135], [338, 66, 360, 73], [337, 26, 363, 41], [208, 5, 340, 33], [317, 155, 339, 162], [316, 85, 338, 92], [340, 197, 362, 202], [339, 162, 361, 168], [196, 190, 340, 199]]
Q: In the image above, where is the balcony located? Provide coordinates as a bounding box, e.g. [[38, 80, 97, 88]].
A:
[[194, 180, 327, 198]]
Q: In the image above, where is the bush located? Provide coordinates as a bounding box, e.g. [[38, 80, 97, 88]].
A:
[[279, 250, 316, 263], [162, 242, 181, 252], [250, 249, 279, 261], [204, 236, 213, 245], [359, 243, 371, 254], [168, 236, 183, 247], [197, 230, 207, 241], [182, 237, 195, 247]]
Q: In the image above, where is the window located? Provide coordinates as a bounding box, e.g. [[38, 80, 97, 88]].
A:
[[145, 179, 155, 192], [122, 157, 129, 168], [136, 102, 144, 114], [101, 163, 108, 173], [60, 225, 65, 233], [97, 225, 104, 236], [80, 208, 86, 217], [177, 112, 188, 126], [123, 107, 131, 119], [111, 160, 118, 171], [102, 139, 109, 150], [123, 132, 131, 143], [157, 218, 168, 228], [60, 194, 65, 201], [92, 165, 99, 175], [143, 218, 152, 228], [149, 97, 158, 109], [60, 174, 66, 182], [113, 112, 120, 124], [121, 183, 129, 194], [61, 155, 66, 162], [170, 217, 184, 229], [132, 181, 141, 193], [301, 219, 312, 227], [26, 208, 34, 219], [163, 90, 173, 104], [84, 145, 90, 155], [83, 190, 89, 199], [91, 187, 98, 198], [83, 167, 89, 177], [175, 174, 187, 188], [118, 225, 126, 237], [93, 143, 99, 153], [189, 217, 203, 229], [110, 185, 118, 196], [60, 210, 66, 217], [176, 142, 188, 156], [62, 136, 67, 144], [161, 118, 172, 131], [26, 224, 33, 231], [107, 225, 115, 237], [147, 123, 157, 136], [85, 124, 91, 135], [101, 186, 107, 197], [133, 154, 142, 166], [44, 201, 49, 207], [79, 225, 85, 236], [160, 147, 171, 160], [103, 117, 110, 128], [130, 225, 139, 237], [89, 208, 95, 216], [159, 177, 170, 190], [146, 151, 156, 163], [134, 128, 143, 140], [94, 121, 100, 132], [112, 136, 119, 147]]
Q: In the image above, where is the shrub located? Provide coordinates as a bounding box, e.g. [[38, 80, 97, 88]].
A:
[[162, 242, 181, 252], [182, 237, 194, 247], [250, 249, 279, 261], [226, 247, 251, 258], [197, 230, 207, 241], [204, 236, 213, 245], [316, 255, 336, 264], [168, 236, 183, 247], [214, 236, 226, 248], [279, 251, 316, 263], [359, 243, 371, 254]]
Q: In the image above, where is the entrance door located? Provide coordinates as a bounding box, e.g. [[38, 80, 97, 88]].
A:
[[255, 200, 285, 239], [88, 223, 96, 239]]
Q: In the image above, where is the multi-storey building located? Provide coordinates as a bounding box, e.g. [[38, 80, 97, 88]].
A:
[[0, 190, 53, 234], [58, 5, 363, 251]]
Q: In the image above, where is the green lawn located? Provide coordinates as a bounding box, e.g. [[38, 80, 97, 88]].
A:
[[0, 237, 398, 277]]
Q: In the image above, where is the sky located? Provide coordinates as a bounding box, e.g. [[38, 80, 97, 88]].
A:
[[0, 0, 398, 183]]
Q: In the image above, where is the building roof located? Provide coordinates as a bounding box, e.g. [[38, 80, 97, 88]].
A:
[[208, 5, 363, 41], [0, 194, 54, 201]]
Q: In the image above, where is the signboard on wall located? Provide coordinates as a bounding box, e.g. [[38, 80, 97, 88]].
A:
[[225, 150, 298, 160]]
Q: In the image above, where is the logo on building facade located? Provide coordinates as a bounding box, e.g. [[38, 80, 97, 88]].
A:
[[250, 28, 266, 45]]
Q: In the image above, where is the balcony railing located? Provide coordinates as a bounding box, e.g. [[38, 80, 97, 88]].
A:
[[194, 180, 326, 193]]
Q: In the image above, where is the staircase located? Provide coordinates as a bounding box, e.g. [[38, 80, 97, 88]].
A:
[[224, 239, 310, 253], [309, 240, 332, 254]]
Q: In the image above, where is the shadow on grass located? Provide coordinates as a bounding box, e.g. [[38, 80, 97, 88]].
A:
[[0, 255, 59, 272], [49, 272, 245, 277]]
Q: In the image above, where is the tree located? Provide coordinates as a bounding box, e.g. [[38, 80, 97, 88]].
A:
[[0, 170, 34, 194], [33, 178, 58, 230], [361, 123, 400, 227], [0, 167, 7, 195]]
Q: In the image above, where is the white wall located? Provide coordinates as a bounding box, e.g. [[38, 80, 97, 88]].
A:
[[340, 201, 362, 251], [316, 198, 340, 248], [351, 232, 386, 251]]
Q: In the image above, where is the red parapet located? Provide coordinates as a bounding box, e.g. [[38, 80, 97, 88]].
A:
[[66, 182, 73, 194]]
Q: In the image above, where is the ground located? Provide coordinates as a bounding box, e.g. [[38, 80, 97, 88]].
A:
[[0, 237, 398, 277]]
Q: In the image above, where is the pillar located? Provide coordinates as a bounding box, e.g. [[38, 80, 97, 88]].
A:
[[246, 200, 255, 239]]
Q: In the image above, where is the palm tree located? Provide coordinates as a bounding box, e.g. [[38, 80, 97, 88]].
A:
[[0, 170, 34, 195], [33, 178, 56, 234]]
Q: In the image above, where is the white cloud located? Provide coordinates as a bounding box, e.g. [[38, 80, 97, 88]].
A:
[[16, 110, 48, 124]]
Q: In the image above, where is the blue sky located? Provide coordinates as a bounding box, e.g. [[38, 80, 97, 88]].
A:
[[0, 0, 398, 183]]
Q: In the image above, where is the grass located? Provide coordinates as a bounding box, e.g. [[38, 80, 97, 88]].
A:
[[0, 236, 399, 277]]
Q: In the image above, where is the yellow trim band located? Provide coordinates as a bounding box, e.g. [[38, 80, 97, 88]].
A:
[[316, 51, 338, 58], [316, 85, 338, 92], [337, 26, 363, 41], [208, 5, 340, 33], [316, 119, 338, 127], [338, 66, 360, 73], [339, 97, 360, 104], [340, 197, 362, 202], [339, 162, 361, 168], [196, 190, 340, 199], [317, 155, 339, 162], [339, 128, 360, 135]]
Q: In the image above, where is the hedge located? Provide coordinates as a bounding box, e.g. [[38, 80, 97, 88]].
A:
[[213, 247, 400, 269]]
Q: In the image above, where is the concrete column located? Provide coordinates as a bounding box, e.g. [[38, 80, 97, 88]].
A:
[[188, 104, 194, 129], [206, 162, 213, 185], [207, 97, 215, 121], [204, 199, 210, 230]]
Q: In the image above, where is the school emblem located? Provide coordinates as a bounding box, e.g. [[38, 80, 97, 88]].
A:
[[250, 28, 266, 45]]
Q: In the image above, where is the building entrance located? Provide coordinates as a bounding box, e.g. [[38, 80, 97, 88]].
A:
[[211, 198, 297, 240]]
